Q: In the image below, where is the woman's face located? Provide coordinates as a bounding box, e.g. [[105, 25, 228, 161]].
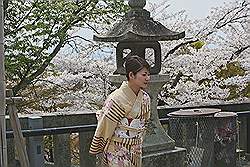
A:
[[130, 67, 150, 89]]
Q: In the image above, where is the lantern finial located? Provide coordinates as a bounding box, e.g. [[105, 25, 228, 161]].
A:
[[128, 0, 146, 9]]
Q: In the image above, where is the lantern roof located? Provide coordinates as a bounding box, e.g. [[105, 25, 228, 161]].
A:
[[93, 0, 185, 42]]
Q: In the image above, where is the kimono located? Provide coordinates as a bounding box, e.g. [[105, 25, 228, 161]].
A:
[[89, 81, 150, 167]]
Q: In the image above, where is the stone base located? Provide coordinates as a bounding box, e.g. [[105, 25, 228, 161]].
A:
[[142, 147, 187, 167]]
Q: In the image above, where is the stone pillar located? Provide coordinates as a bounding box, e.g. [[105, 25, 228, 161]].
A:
[[142, 75, 175, 153], [27, 116, 45, 167], [79, 131, 96, 167], [53, 134, 71, 167]]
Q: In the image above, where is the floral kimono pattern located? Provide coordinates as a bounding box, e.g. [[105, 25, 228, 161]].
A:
[[89, 81, 150, 167]]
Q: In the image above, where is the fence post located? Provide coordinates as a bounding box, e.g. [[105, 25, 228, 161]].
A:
[[27, 116, 44, 167], [53, 134, 71, 167], [238, 117, 247, 153], [247, 116, 250, 160], [79, 131, 96, 167]]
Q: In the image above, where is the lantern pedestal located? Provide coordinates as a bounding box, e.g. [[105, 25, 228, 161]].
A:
[[109, 74, 186, 167]]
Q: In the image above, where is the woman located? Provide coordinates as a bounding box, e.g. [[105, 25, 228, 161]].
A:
[[89, 55, 151, 167]]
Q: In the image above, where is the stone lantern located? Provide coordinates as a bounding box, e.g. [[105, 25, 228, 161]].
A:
[[94, 0, 186, 166], [94, 0, 184, 75]]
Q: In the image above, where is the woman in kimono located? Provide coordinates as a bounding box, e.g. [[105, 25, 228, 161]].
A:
[[89, 56, 151, 167]]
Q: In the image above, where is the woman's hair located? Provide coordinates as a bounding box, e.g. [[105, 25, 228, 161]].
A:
[[124, 55, 150, 80]]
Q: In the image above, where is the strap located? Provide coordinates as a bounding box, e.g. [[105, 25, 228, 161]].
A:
[[117, 124, 145, 132], [111, 136, 142, 145]]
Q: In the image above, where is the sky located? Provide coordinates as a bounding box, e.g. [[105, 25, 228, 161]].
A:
[[64, 0, 234, 56], [145, 0, 230, 19]]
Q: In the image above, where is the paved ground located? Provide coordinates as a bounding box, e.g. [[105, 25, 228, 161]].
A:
[[237, 160, 250, 167]]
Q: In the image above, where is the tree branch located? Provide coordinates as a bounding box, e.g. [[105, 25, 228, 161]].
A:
[[228, 45, 250, 62], [171, 71, 183, 88], [163, 39, 198, 61], [67, 35, 93, 43]]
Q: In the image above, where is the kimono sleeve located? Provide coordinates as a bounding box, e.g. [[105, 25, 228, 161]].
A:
[[143, 92, 151, 121], [89, 98, 126, 155]]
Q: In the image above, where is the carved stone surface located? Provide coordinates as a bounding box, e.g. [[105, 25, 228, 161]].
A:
[[114, 41, 161, 75], [128, 0, 146, 8], [93, 0, 185, 75], [93, 0, 185, 42], [94, 16, 185, 42], [142, 147, 187, 167]]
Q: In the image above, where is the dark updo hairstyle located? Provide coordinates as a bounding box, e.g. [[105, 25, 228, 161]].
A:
[[124, 55, 150, 80]]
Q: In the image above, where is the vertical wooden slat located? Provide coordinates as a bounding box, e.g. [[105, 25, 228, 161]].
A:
[[0, 117, 7, 167], [247, 117, 250, 155], [8, 101, 30, 167], [238, 117, 247, 151], [53, 134, 71, 167], [0, 0, 7, 166], [79, 131, 96, 167]]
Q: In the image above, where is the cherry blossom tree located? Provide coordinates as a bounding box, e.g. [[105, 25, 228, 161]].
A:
[[4, 0, 128, 95], [157, 0, 249, 106], [16, 0, 250, 113]]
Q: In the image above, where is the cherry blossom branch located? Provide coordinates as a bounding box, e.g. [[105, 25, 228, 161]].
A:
[[163, 39, 198, 61]]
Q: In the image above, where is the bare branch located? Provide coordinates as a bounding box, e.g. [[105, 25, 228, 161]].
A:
[[83, 21, 100, 34], [163, 39, 198, 61], [67, 35, 93, 44], [171, 71, 183, 88], [234, 45, 250, 56], [228, 45, 250, 62]]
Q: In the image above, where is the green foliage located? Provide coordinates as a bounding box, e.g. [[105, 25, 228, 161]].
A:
[[215, 61, 248, 100], [215, 61, 246, 79], [225, 83, 249, 100], [242, 83, 250, 98], [4, 0, 128, 95], [226, 82, 250, 100], [226, 85, 240, 100], [19, 82, 76, 112], [190, 40, 206, 51]]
